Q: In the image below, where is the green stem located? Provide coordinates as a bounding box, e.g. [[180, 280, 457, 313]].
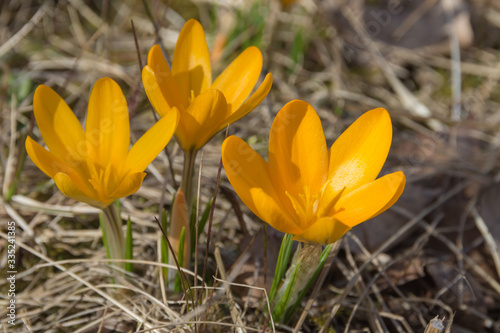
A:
[[180, 149, 198, 210], [273, 242, 322, 321], [101, 205, 125, 268]]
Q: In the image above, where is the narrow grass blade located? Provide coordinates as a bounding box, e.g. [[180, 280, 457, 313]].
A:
[[269, 233, 294, 303], [272, 259, 301, 323], [124, 217, 133, 273], [174, 226, 186, 292], [190, 196, 213, 254]]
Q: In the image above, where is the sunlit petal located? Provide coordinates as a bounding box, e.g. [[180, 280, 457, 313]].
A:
[[222, 136, 301, 234], [143, 45, 186, 114], [293, 217, 351, 245], [211, 46, 263, 114], [172, 19, 212, 101], [176, 89, 228, 151], [86, 78, 129, 172], [109, 172, 146, 199], [26, 136, 65, 178], [268, 100, 328, 197], [125, 107, 179, 174], [328, 108, 392, 195], [33, 85, 86, 163], [334, 171, 406, 227], [214, 73, 273, 134], [53, 172, 105, 208]]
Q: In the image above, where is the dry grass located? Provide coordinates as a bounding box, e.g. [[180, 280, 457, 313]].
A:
[[1, 0, 500, 332]]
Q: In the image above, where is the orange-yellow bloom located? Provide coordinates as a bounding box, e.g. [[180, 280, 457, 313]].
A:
[[142, 19, 273, 153], [26, 78, 179, 209], [222, 100, 406, 245]]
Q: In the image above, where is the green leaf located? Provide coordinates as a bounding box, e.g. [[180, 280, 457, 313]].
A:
[[190, 196, 213, 254], [269, 234, 294, 303], [5, 133, 28, 202], [174, 226, 186, 292], [272, 258, 301, 323], [284, 243, 333, 322], [124, 217, 133, 273]]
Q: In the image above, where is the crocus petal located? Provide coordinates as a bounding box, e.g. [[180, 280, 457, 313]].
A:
[[26, 136, 97, 196], [33, 85, 86, 163], [211, 46, 263, 114], [109, 172, 146, 199], [124, 107, 179, 174], [268, 100, 328, 197], [222, 136, 301, 234], [328, 108, 392, 195], [86, 78, 129, 171], [214, 73, 273, 134], [176, 89, 228, 151], [333, 171, 406, 227], [293, 217, 351, 245], [26, 136, 66, 178], [172, 19, 212, 101], [53, 172, 105, 208], [143, 45, 186, 114]]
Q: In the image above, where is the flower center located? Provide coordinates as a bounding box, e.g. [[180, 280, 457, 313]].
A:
[[285, 185, 320, 229], [87, 163, 119, 201], [189, 89, 196, 104], [285, 182, 344, 230]]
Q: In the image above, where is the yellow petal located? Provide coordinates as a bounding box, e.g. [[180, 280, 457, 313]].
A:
[[26, 136, 98, 197], [143, 45, 186, 115], [109, 172, 146, 199], [333, 171, 406, 227], [53, 172, 106, 208], [176, 89, 228, 152], [214, 73, 273, 134], [328, 108, 392, 195], [268, 100, 328, 197], [26, 136, 65, 178], [172, 19, 212, 101], [211, 46, 263, 114], [124, 107, 179, 173], [293, 217, 351, 245], [33, 85, 86, 163], [222, 136, 301, 234], [86, 78, 129, 172], [147, 44, 172, 76]]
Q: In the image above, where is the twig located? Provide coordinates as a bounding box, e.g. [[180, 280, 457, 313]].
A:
[[154, 216, 193, 310], [319, 181, 468, 332], [339, 5, 442, 131], [3, 94, 18, 199], [472, 207, 500, 281], [442, 0, 463, 121], [0, 4, 47, 58], [214, 245, 247, 333], [0, 231, 163, 333], [199, 127, 228, 299]]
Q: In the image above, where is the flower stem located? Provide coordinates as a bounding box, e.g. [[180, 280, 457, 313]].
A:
[[180, 149, 198, 210], [273, 242, 322, 322], [101, 204, 125, 268]]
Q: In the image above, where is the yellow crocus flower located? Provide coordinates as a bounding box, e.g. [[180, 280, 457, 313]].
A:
[[222, 100, 406, 245], [142, 18, 273, 153], [25, 77, 179, 209]]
